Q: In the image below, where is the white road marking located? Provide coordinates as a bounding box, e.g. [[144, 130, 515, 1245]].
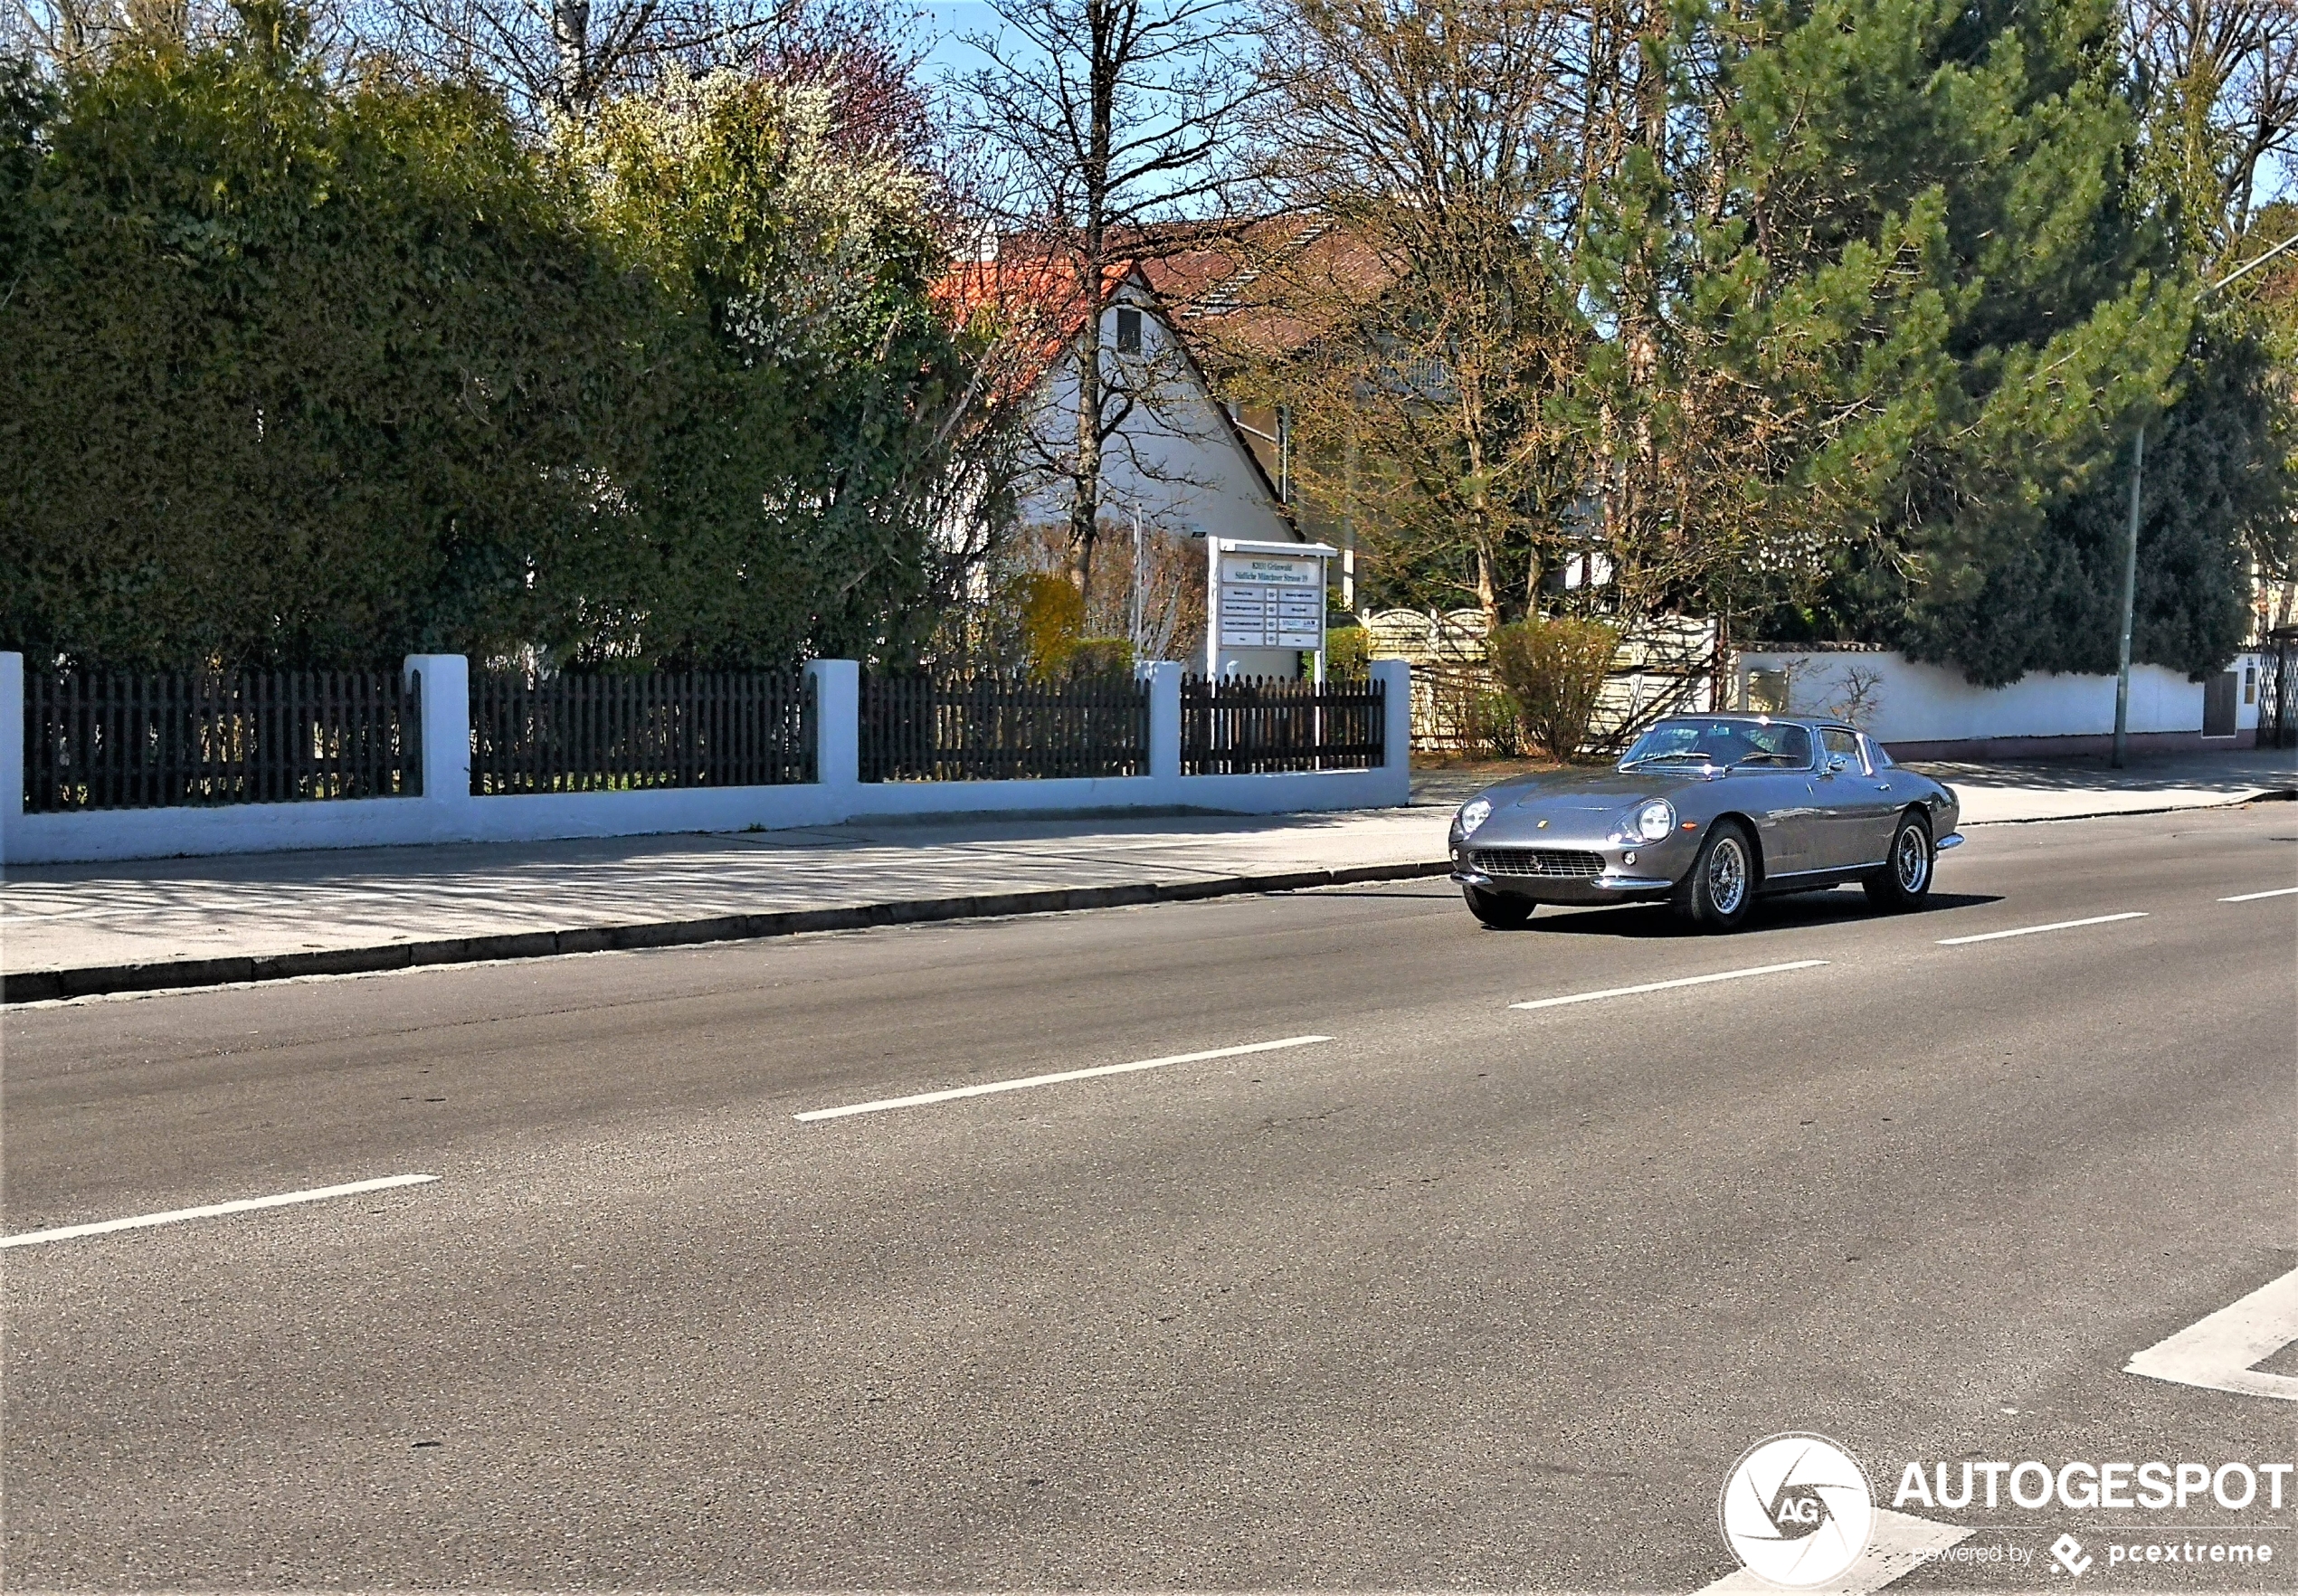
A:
[[2220, 886, 2298, 902], [2125, 1267, 2298, 1401], [1936, 911, 2147, 945], [1693, 1508, 1973, 1595], [793, 1034, 1335, 1122], [0, 1173, 440, 1249], [1509, 960, 1828, 1012]]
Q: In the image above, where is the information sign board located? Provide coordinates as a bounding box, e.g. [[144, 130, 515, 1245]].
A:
[[1217, 553, 1325, 651]]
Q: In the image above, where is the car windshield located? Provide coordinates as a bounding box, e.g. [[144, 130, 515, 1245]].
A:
[[1619, 718, 1813, 771]]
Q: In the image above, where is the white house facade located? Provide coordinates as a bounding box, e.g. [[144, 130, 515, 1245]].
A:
[[1014, 272, 1310, 677]]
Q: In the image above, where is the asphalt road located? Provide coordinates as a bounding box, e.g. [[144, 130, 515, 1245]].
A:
[[5, 804, 2296, 1591]]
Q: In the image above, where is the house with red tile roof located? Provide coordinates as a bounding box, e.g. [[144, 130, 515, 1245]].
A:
[[939, 245, 1311, 671]]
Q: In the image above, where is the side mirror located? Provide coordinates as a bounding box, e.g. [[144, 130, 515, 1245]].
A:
[[1828, 755, 1849, 773]]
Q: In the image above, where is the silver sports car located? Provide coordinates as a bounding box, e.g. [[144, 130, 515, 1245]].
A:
[[1448, 713, 1962, 932]]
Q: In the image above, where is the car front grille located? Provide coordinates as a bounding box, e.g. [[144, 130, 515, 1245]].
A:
[[1469, 847, 1606, 879]]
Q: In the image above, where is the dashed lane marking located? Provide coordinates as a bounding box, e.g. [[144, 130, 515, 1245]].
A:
[[793, 1035, 1334, 1122], [1936, 912, 2148, 945], [2220, 886, 2298, 903], [2, 1173, 440, 1249], [2125, 1267, 2298, 1401], [1510, 961, 1828, 1012]]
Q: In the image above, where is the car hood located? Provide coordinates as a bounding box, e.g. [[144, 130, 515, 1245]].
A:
[[1468, 769, 1695, 816]]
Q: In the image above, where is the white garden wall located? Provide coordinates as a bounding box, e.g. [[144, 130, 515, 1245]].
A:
[[1733, 648, 2265, 759], [0, 658, 1412, 866]]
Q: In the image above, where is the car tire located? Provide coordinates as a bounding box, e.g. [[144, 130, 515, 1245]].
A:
[[1674, 820, 1756, 933], [1463, 885, 1536, 928], [1864, 811, 1933, 911]]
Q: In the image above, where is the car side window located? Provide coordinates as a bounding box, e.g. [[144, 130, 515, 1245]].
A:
[[1861, 735, 1894, 770], [1731, 721, 1812, 766], [1821, 728, 1867, 774]]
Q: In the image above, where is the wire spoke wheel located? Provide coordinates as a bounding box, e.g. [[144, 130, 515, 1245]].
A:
[[1707, 836, 1748, 916], [1894, 824, 1930, 892], [1676, 818, 1756, 932], [1866, 813, 1934, 912]]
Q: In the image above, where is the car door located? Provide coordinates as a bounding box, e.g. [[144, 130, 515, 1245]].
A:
[[1814, 727, 1895, 869], [1726, 721, 1818, 879]]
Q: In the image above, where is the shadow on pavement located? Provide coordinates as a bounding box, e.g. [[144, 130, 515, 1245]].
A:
[[1507, 888, 2005, 938], [1906, 753, 2298, 797]]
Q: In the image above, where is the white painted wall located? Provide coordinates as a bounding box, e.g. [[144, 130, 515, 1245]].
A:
[[0, 657, 1410, 865], [1016, 285, 1295, 546], [1733, 649, 2264, 746], [1017, 283, 1304, 681]]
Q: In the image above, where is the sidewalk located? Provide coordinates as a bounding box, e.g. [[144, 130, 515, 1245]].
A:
[[1903, 746, 2298, 822], [5, 747, 2290, 1001]]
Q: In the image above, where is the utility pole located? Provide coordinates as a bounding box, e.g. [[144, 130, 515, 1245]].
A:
[[2112, 425, 2143, 767], [2110, 227, 2298, 767], [1129, 502, 1144, 658]]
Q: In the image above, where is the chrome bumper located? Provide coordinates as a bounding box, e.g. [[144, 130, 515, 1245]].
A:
[[1453, 868, 1676, 900]]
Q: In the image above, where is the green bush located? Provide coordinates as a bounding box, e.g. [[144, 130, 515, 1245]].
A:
[[1488, 617, 1618, 761], [0, 8, 641, 670], [1067, 637, 1135, 679], [0, 10, 973, 672], [1013, 574, 1086, 679], [1324, 622, 1372, 677]]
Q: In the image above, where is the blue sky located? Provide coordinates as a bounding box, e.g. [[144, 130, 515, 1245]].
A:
[[907, 1, 2296, 237], [914, 2, 1011, 86]]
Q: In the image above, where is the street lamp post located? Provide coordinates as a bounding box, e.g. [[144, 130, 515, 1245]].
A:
[[2111, 226, 2298, 767]]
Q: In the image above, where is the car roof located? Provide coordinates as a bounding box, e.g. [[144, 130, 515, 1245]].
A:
[[1652, 711, 1855, 731]]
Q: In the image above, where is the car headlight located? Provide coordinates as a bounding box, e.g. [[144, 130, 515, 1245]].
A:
[[1457, 798, 1493, 837], [1633, 799, 1675, 841]]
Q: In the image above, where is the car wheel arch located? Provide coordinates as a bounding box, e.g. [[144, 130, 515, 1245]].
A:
[[1709, 812, 1764, 885], [1865, 804, 1937, 911]]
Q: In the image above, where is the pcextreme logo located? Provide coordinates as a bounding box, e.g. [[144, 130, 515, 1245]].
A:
[[1719, 1432, 1877, 1589]]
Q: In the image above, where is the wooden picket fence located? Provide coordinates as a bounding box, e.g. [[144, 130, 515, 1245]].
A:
[[22, 670, 422, 812], [470, 670, 812, 794], [1181, 675, 1385, 774], [861, 672, 1151, 782]]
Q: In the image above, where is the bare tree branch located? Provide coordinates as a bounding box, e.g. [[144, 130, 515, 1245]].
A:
[[954, 0, 1264, 594]]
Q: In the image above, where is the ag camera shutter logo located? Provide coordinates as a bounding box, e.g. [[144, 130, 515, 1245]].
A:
[[1719, 1433, 1876, 1588]]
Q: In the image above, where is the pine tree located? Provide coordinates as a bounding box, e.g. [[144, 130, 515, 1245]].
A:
[[1595, 0, 2225, 681]]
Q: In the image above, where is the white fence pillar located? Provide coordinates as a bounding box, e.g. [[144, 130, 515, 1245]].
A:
[[404, 655, 470, 803], [807, 660, 860, 790], [1140, 660, 1182, 784], [1373, 660, 1412, 777], [1, 652, 23, 856]]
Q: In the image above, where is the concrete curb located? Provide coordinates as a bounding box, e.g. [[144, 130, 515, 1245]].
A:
[[0, 859, 1461, 1006]]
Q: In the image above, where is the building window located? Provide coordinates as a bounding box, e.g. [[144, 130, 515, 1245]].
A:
[[1115, 307, 1142, 353]]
